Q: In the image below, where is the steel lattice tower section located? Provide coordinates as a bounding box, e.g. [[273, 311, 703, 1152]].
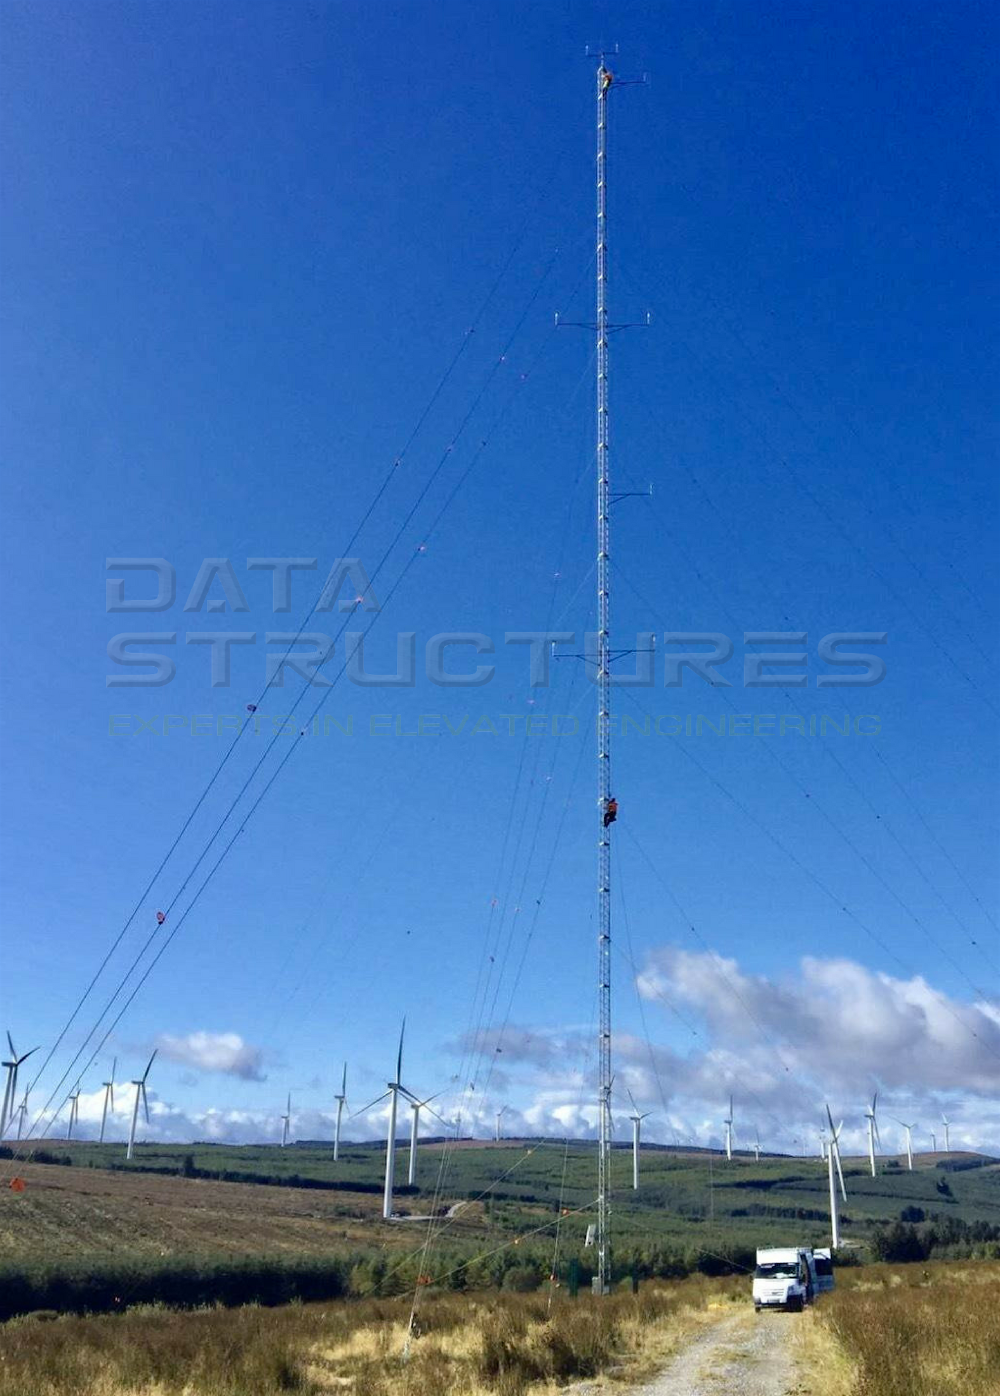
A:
[[595, 60, 613, 1297]]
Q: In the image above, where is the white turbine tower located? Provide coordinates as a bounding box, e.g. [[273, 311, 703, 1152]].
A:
[[818, 1131, 827, 1162], [354, 1020, 429, 1220], [67, 1084, 83, 1140], [864, 1092, 881, 1177], [931, 1130, 937, 1152], [495, 1105, 508, 1142], [723, 1095, 734, 1161], [825, 1105, 848, 1249], [280, 1093, 291, 1148], [99, 1060, 117, 1144], [894, 1118, 917, 1170], [407, 1090, 445, 1187], [942, 1114, 951, 1152], [333, 1063, 348, 1162], [15, 1089, 28, 1140], [627, 1091, 651, 1191], [1, 1034, 39, 1139], [753, 1127, 761, 1163], [126, 1052, 156, 1161]]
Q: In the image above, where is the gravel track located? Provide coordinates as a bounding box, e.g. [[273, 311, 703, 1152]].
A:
[[623, 1308, 809, 1396]]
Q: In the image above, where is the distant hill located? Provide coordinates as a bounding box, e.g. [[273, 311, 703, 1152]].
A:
[[4, 1136, 998, 1266]]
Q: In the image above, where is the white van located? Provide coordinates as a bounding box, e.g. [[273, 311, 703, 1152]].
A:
[[752, 1247, 812, 1312]]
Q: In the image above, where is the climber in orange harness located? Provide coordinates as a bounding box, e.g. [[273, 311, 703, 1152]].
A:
[[603, 796, 618, 828]]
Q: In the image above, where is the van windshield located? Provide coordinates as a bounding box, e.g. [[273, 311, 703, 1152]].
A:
[[755, 1262, 798, 1279]]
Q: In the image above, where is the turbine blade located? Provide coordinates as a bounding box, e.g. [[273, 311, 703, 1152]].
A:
[[109, 1084, 115, 1112], [19, 1047, 40, 1065], [396, 1019, 406, 1081], [6, 1033, 14, 1057], [835, 1142, 847, 1200], [144, 1050, 157, 1081], [825, 1103, 836, 1133], [351, 1091, 390, 1118], [142, 1084, 150, 1125], [341, 1062, 347, 1095]]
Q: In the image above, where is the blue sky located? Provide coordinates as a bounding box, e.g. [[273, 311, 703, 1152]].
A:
[[2, 1, 998, 1159]]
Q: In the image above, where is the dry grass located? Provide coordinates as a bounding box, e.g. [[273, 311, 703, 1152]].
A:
[[808, 1259, 1000, 1396], [792, 1308, 857, 1396], [0, 1276, 743, 1396]]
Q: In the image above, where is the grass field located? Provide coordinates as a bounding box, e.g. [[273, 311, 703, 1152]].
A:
[[1, 1139, 998, 1322], [800, 1259, 1000, 1396], [0, 1159, 390, 1262], [0, 1272, 746, 1396], [4, 1137, 998, 1263], [4, 1260, 999, 1396]]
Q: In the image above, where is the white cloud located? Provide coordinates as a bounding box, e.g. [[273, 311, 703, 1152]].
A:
[[154, 1031, 267, 1081], [637, 947, 1000, 1096]]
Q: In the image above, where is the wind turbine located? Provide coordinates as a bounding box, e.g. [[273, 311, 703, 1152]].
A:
[[723, 1095, 734, 1161], [99, 1060, 117, 1144], [931, 1130, 937, 1152], [627, 1091, 651, 1191], [407, 1090, 446, 1186], [942, 1114, 951, 1152], [818, 1130, 828, 1162], [280, 1093, 291, 1148], [126, 1052, 156, 1161], [1, 1034, 39, 1139], [333, 1063, 348, 1161], [15, 1089, 28, 1140], [753, 1126, 761, 1163], [864, 1092, 881, 1177], [67, 1084, 83, 1140], [825, 1105, 847, 1249], [495, 1105, 508, 1142], [353, 1020, 428, 1220], [894, 1118, 917, 1170]]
